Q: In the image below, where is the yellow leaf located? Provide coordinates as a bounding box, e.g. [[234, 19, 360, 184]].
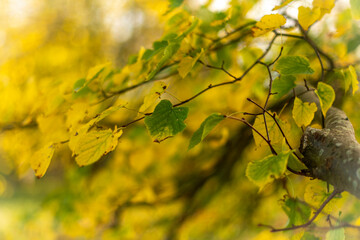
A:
[[313, 0, 335, 18], [315, 82, 335, 116], [178, 57, 194, 78], [252, 112, 287, 148], [304, 181, 343, 214], [31, 143, 55, 178], [69, 105, 123, 154], [272, 0, 294, 11], [66, 102, 89, 131], [349, 65, 359, 95], [74, 128, 123, 166], [37, 114, 68, 142], [139, 81, 168, 113], [178, 48, 204, 78], [298, 6, 321, 31], [86, 62, 111, 81], [292, 97, 317, 127], [252, 14, 286, 37], [131, 186, 156, 203]]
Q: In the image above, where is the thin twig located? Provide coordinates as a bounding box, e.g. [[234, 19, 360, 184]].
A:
[[198, 59, 237, 80], [262, 190, 341, 232], [246, 98, 301, 160], [226, 115, 277, 155]]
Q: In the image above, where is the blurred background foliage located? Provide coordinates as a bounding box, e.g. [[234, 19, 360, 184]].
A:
[[0, 0, 360, 239]]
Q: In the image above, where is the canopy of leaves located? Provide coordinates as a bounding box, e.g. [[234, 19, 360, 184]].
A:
[[0, 0, 360, 239]]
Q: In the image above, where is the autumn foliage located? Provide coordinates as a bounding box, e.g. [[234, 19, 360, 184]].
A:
[[1, 0, 360, 239]]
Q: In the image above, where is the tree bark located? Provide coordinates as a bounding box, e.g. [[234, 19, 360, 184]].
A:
[[299, 89, 360, 198]]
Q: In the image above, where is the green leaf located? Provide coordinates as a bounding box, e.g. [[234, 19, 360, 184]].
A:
[[344, 65, 359, 95], [282, 197, 311, 227], [350, 0, 360, 19], [326, 228, 345, 240], [147, 18, 198, 80], [292, 97, 317, 127], [145, 100, 189, 142], [315, 82, 335, 116], [288, 152, 307, 171], [74, 128, 123, 166], [180, 17, 199, 37], [272, 75, 296, 98], [275, 56, 315, 75], [31, 142, 56, 178], [301, 233, 320, 240], [147, 42, 181, 80], [169, 0, 183, 9], [246, 151, 291, 188], [188, 113, 225, 150]]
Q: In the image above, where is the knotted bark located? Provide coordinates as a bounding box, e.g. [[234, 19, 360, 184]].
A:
[[299, 90, 360, 198]]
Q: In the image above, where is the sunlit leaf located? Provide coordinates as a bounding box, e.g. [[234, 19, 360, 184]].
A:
[[313, 0, 335, 17], [147, 18, 199, 80], [282, 197, 311, 227], [344, 65, 359, 95], [74, 128, 123, 166], [350, 0, 360, 19], [69, 105, 123, 153], [31, 143, 55, 178], [246, 151, 291, 188], [272, 75, 296, 98], [66, 102, 89, 130], [275, 56, 314, 75], [74, 62, 111, 93], [139, 81, 168, 112], [304, 181, 342, 214], [180, 17, 199, 37], [147, 42, 181, 80], [272, 0, 294, 10], [178, 57, 193, 79], [178, 49, 204, 78], [252, 112, 286, 148], [292, 97, 317, 127], [188, 113, 225, 150], [251, 14, 286, 37], [298, 6, 321, 31], [145, 100, 189, 142], [326, 228, 345, 240], [315, 82, 335, 116]]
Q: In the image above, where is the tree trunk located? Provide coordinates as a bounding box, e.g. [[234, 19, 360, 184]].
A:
[[299, 88, 360, 198]]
